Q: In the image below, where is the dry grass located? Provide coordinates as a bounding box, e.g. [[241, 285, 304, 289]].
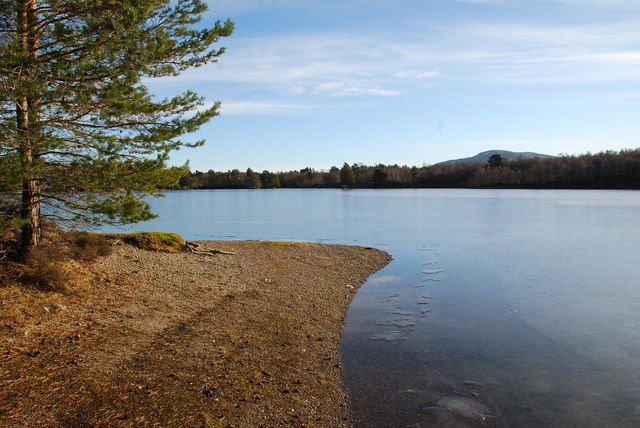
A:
[[22, 250, 71, 292], [0, 230, 186, 294], [0, 230, 88, 293]]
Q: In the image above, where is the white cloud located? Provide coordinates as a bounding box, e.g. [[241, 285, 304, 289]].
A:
[[454, 0, 640, 6], [158, 33, 410, 97], [394, 69, 440, 79], [213, 99, 374, 116], [210, 0, 640, 13], [168, 19, 640, 88], [401, 20, 640, 84], [220, 101, 311, 115], [314, 80, 399, 97], [207, 0, 386, 14], [207, 0, 294, 14], [154, 17, 640, 109]]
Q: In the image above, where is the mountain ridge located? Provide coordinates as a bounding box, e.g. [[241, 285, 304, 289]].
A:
[[437, 150, 553, 165]]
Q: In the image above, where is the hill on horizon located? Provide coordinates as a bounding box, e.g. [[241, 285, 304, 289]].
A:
[[437, 150, 553, 165]]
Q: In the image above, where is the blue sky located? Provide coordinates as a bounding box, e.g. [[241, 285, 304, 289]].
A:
[[152, 0, 640, 172]]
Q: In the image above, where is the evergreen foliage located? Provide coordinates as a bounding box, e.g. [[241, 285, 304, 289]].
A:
[[177, 149, 640, 190], [260, 170, 281, 189], [340, 162, 356, 187], [0, 0, 233, 254], [246, 168, 261, 189], [488, 154, 506, 168]]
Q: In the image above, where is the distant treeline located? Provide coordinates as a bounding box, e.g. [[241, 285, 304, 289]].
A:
[[177, 149, 640, 190]]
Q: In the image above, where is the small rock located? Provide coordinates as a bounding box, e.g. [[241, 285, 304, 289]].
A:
[[202, 386, 217, 397], [44, 303, 67, 313]]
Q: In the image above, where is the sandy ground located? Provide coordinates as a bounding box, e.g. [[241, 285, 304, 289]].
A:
[[0, 241, 390, 427]]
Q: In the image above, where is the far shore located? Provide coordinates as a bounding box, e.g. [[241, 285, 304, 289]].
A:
[[0, 240, 390, 427]]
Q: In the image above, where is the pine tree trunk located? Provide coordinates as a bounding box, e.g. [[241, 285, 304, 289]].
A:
[[17, 0, 41, 257], [20, 178, 42, 254]]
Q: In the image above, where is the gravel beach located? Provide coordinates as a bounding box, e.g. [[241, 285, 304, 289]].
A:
[[0, 241, 390, 427]]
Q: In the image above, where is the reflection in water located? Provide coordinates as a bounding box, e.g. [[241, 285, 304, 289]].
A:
[[366, 275, 405, 285], [99, 189, 640, 427]]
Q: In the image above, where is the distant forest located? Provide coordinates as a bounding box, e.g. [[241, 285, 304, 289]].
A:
[[177, 149, 640, 190]]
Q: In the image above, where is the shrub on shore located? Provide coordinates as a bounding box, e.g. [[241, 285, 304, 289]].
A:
[[0, 228, 187, 292], [22, 247, 72, 292], [102, 232, 186, 253], [0, 227, 90, 291], [68, 232, 113, 262]]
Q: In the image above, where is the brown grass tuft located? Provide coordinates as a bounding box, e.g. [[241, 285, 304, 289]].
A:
[[0, 226, 100, 292], [67, 232, 113, 261], [22, 247, 71, 292]]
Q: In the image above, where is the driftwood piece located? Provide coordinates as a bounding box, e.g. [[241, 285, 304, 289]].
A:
[[185, 241, 237, 256]]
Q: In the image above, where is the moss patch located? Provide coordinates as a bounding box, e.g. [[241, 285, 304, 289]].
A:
[[102, 232, 186, 253]]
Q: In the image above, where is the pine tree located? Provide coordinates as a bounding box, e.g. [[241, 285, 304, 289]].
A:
[[488, 154, 506, 168], [0, 0, 233, 256], [340, 162, 355, 187]]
